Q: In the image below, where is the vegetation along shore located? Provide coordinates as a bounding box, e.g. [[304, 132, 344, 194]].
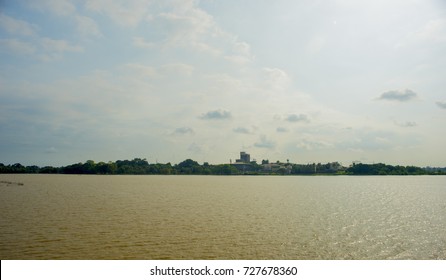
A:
[[1, 158, 445, 175]]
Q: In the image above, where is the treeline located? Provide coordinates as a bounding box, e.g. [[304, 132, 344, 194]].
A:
[[0, 159, 445, 175], [291, 162, 344, 174], [0, 158, 240, 175], [345, 163, 444, 175]]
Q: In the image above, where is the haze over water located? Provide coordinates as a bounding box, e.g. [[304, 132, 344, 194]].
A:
[[1, 174, 445, 259]]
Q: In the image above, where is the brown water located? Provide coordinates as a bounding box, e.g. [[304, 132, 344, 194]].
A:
[[0, 174, 445, 259]]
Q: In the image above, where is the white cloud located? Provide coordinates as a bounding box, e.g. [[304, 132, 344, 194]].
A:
[[159, 63, 194, 76], [126, 63, 159, 79], [224, 41, 253, 65], [85, 0, 151, 27], [307, 36, 326, 54], [0, 38, 36, 55], [436, 101, 446, 110], [296, 138, 333, 151], [233, 127, 251, 134], [40, 38, 83, 52], [233, 41, 251, 57], [38, 37, 83, 61], [50, 0, 76, 16], [188, 142, 208, 154], [254, 135, 276, 149], [75, 15, 102, 37], [395, 18, 446, 50], [224, 54, 251, 65], [28, 1, 103, 38], [154, 8, 221, 55], [200, 109, 232, 120], [263, 68, 290, 90], [133, 37, 155, 48], [28, 0, 76, 16], [0, 4, 96, 62], [173, 127, 194, 135], [126, 63, 194, 79], [2, 0, 445, 167], [132, 1, 253, 63], [204, 73, 243, 94], [285, 114, 309, 123], [414, 19, 446, 44], [158, 11, 205, 33], [395, 121, 417, 128], [0, 13, 38, 36], [0, 34, 83, 61], [377, 89, 418, 102]]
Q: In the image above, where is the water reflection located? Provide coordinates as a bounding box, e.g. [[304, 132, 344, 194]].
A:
[[1, 175, 445, 259]]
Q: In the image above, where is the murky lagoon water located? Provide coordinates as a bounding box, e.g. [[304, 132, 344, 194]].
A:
[[1, 174, 445, 259]]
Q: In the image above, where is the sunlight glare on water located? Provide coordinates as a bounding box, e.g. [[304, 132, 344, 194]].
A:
[[0, 175, 445, 259]]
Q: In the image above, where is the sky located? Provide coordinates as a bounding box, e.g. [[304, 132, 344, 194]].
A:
[[1, 0, 445, 167]]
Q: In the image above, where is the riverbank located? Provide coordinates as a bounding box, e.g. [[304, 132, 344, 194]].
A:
[[1, 159, 445, 176]]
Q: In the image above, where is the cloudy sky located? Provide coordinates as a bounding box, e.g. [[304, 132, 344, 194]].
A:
[[1, 0, 445, 167]]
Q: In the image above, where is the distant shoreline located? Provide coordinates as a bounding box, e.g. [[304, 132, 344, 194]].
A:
[[1, 158, 445, 176]]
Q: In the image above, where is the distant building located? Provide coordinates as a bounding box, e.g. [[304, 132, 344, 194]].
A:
[[232, 151, 257, 173], [262, 162, 292, 174], [236, 151, 250, 163]]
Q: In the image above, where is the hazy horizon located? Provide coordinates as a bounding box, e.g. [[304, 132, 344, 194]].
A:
[[1, 0, 445, 167]]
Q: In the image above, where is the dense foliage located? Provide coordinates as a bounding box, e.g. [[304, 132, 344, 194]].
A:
[[0, 159, 239, 175], [345, 163, 435, 175], [0, 159, 445, 175]]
